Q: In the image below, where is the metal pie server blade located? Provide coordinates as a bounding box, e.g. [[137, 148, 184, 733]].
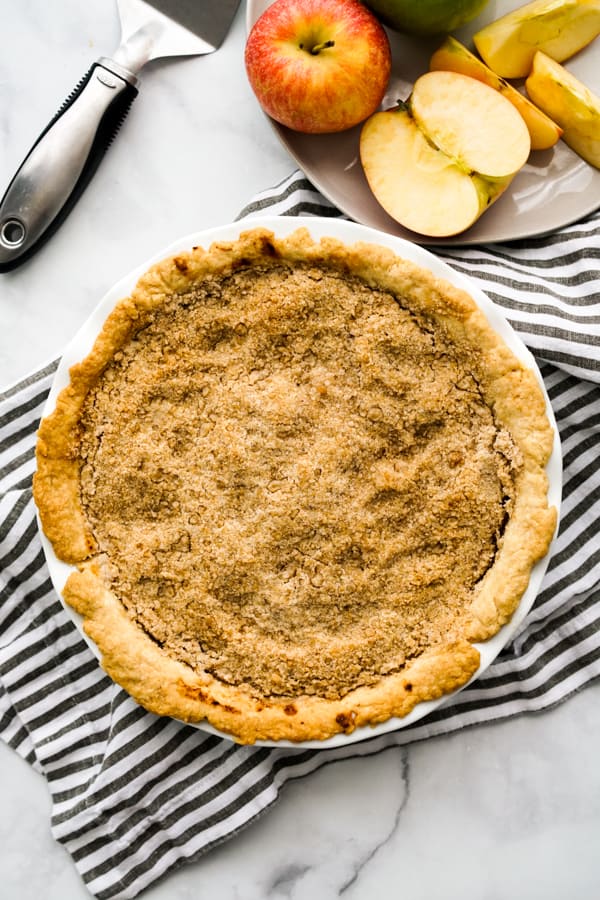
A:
[[114, 0, 242, 70]]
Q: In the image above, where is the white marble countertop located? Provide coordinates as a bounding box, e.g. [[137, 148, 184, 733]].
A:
[[1, 2, 599, 898]]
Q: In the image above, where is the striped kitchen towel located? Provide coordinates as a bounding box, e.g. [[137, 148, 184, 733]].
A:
[[1, 172, 599, 900]]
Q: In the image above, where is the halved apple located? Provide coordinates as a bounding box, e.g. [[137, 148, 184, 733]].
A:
[[526, 51, 600, 167], [430, 36, 563, 150], [360, 71, 531, 237], [473, 0, 600, 79]]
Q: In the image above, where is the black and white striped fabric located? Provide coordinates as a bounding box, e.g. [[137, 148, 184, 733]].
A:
[[1, 171, 599, 900]]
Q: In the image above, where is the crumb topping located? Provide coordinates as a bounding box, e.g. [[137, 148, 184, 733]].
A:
[[77, 262, 520, 700]]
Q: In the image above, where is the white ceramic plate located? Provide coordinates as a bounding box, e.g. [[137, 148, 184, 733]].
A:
[[246, 0, 600, 246], [40, 216, 562, 747]]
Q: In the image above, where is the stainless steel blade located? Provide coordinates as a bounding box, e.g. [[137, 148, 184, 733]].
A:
[[113, 0, 241, 75]]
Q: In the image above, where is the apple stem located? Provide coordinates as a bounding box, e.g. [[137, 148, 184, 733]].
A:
[[305, 40, 335, 55]]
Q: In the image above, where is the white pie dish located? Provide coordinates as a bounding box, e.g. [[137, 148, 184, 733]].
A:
[[38, 216, 562, 748]]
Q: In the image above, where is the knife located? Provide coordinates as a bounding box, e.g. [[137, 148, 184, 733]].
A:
[[0, 0, 240, 272]]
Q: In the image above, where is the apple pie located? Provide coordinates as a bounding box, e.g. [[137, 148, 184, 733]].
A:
[[33, 227, 557, 744]]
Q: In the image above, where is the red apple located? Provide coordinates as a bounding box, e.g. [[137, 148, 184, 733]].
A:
[[245, 0, 392, 134]]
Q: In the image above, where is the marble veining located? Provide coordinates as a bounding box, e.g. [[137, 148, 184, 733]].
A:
[[1, 2, 600, 899], [337, 751, 410, 895]]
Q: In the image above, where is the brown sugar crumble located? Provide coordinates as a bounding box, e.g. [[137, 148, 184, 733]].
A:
[[76, 261, 520, 702]]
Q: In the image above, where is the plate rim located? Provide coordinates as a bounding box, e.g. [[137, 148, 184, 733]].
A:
[[39, 215, 563, 749]]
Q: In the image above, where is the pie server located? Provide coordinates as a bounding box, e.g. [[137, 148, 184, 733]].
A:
[[0, 0, 241, 272]]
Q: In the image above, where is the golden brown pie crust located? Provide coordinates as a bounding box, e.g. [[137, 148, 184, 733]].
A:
[[33, 227, 557, 744]]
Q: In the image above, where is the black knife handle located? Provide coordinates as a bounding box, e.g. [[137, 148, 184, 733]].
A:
[[0, 60, 138, 273]]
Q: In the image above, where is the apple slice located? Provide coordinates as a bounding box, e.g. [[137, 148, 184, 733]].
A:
[[473, 0, 600, 79], [360, 72, 530, 238], [409, 72, 531, 178], [526, 51, 600, 167], [429, 36, 563, 150]]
